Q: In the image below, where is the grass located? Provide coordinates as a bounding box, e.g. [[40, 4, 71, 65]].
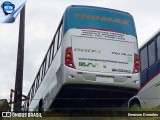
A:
[[130, 105, 160, 111]]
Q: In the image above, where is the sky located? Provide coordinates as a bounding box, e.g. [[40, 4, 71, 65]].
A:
[[0, 0, 160, 101]]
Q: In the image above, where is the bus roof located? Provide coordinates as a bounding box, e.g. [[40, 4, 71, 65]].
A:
[[139, 28, 160, 50], [70, 5, 130, 15], [63, 5, 137, 37]]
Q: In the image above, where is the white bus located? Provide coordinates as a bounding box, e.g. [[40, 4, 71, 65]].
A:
[[129, 29, 160, 108], [25, 5, 140, 111]]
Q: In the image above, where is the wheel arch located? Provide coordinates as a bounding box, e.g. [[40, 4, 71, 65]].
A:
[[128, 96, 141, 108]]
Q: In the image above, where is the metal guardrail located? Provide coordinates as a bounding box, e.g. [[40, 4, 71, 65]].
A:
[[9, 89, 29, 112]]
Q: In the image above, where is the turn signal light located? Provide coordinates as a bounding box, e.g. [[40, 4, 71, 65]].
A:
[[132, 53, 140, 73], [65, 47, 75, 69]]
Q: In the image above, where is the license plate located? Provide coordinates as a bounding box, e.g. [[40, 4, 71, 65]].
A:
[[96, 76, 114, 83]]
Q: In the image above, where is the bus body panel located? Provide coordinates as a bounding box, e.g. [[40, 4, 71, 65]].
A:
[[26, 5, 140, 111], [138, 86, 158, 107], [155, 82, 160, 105], [62, 29, 140, 89], [62, 65, 140, 89], [134, 71, 160, 107], [71, 30, 135, 74], [29, 46, 62, 111]]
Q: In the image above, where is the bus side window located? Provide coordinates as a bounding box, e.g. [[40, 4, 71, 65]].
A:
[[32, 81, 35, 95], [28, 91, 31, 103], [35, 78, 38, 93], [58, 25, 63, 48], [156, 35, 160, 60], [36, 73, 40, 89], [140, 47, 148, 71], [148, 41, 156, 66], [42, 61, 46, 80], [39, 66, 43, 83], [50, 45, 54, 64], [45, 50, 51, 72], [54, 32, 59, 56]]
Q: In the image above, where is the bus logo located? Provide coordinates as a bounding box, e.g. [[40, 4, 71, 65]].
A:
[[75, 13, 129, 25], [74, 48, 101, 53], [79, 62, 99, 67]]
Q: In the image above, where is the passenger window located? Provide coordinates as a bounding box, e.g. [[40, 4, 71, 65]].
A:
[[35, 78, 39, 92], [148, 41, 156, 66], [58, 26, 63, 48], [140, 47, 148, 71], [45, 51, 51, 72], [50, 45, 54, 63], [157, 35, 160, 60], [39, 66, 43, 82], [54, 32, 58, 56]]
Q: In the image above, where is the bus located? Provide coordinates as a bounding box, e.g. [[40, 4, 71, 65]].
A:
[[129, 29, 160, 108], [24, 5, 140, 111]]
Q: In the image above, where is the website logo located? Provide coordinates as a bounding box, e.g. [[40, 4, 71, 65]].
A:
[[2, 112, 11, 117], [0, 0, 27, 23], [1, 112, 42, 117], [1, 1, 15, 15]]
